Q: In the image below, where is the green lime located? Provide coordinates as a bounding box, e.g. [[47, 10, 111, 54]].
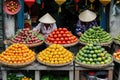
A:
[[79, 50, 83, 53], [81, 57, 85, 61], [90, 51, 94, 54], [75, 56, 79, 61], [91, 62, 95, 65], [102, 57, 106, 60], [87, 61, 91, 64], [97, 57, 102, 61], [101, 48, 105, 52], [82, 47, 86, 50], [94, 50, 99, 53], [93, 47, 97, 50], [104, 51, 108, 54], [89, 58, 93, 62], [100, 53, 105, 57], [79, 52, 84, 56], [88, 46, 92, 50], [96, 62, 100, 64], [96, 50, 101, 53], [77, 55, 82, 60], [93, 54, 97, 58], [83, 54, 88, 58], [88, 54, 92, 58], [76, 54, 80, 56], [84, 46, 89, 49], [85, 58, 89, 61], [105, 60, 109, 64], [93, 58, 97, 62], [83, 50, 87, 53], [97, 54, 100, 57], [82, 61, 86, 64], [86, 50, 90, 54], [107, 57, 112, 61], [96, 46, 101, 49], [108, 57, 112, 59], [100, 62, 105, 64], [88, 44, 93, 47], [93, 42, 97, 46]]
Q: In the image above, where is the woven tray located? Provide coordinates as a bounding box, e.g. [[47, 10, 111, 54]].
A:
[[0, 57, 35, 68], [79, 40, 112, 46], [45, 39, 79, 47], [10, 40, 44, 48], [113, 58, 120, 64], [37, 59, 73, 67], [75, 56, 113, 69], [113, 40, 120, 45], [36, 54, 74, 67]]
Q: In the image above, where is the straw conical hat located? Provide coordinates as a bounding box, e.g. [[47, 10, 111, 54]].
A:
[[79, 10, 97, 22], [39, 13, 56, 24]]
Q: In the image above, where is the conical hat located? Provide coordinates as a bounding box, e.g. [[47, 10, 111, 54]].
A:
[[39, 13, 56, 24], [79, 10, 97, 22]]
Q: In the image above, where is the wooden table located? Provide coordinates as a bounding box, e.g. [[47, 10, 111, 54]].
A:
[[75, 63, 114, 80], [1, 62, 74, 80]]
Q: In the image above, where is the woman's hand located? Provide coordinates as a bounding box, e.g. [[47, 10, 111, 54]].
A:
[[77, 32, 82, 36]]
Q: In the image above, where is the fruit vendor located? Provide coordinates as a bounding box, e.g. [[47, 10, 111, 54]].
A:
[[75, 10, 98, 37], [33, 13, 57, 37]]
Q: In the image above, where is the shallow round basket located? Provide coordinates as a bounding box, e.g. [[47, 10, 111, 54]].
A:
[[0, 57, 35, 68], [37, 58, 73, 67], [75, 57, 113, 69], [79, 40, 112, 46], [37, 54, 74, 67], [45, 39, 79, 47], [113, 58, 120, 64], [113, 40, 120, 45], [23, 41, 44, 48], [10, 40, 44, 48], [3, 0, 21, 15]]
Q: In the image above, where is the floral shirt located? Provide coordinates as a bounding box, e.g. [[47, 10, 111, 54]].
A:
[[75, 20, 98, 35]]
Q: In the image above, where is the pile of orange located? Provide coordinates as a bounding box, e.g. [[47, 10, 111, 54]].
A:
[[37, 44, 74, 65], [0, 43, 35, 64], [113, 49, 120, 61]]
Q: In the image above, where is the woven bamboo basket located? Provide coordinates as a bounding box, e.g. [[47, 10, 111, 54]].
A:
[[37, 59, 73, 67], [113, 58, 120, 64], [36, 54, 74, 67], [45, 39, 79, 47], [0, 58, 35, 68], [79, 40, 112, 46], [10, 40, 44, 48], [0, 53, 36, 68], [75, 56, 113, 69]]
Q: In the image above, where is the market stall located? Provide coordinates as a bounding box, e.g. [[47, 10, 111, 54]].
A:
[[1, 0, 120, 80]]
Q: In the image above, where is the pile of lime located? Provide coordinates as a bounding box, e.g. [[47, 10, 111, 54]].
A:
[[75, 44, 112, 65], [79, 26, 112, 44]]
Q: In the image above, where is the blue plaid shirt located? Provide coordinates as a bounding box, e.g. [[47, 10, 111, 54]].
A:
[[75, 20, 98, 35]]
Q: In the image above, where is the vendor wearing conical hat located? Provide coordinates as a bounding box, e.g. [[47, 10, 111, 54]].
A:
[[75, 10, 98, 37], [33, 13, 57, 37]]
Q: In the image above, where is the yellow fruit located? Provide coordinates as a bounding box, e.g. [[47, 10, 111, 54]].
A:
[[0, 44, 35, 64], [37, 44, 73, 65]]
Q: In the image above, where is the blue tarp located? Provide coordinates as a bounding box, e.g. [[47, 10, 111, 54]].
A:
[[17, 0, 24, 29], [100, 6, 107, 31]]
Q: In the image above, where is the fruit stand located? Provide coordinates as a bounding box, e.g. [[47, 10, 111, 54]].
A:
[[0, 27, 115, 80]]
